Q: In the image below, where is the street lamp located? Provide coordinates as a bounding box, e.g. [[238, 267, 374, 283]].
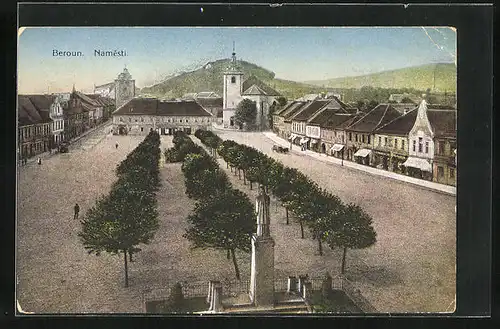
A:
[[341, 147, 344, 166]]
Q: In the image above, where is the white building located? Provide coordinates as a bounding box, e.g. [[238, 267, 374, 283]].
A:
[[112, 98, 214, 135], [222, 49, 281, 129], [49, 95, 65, 144], [404, 100, 435, 180]]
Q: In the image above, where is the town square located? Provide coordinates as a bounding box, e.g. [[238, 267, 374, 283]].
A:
[[17, 27, 456, 314]]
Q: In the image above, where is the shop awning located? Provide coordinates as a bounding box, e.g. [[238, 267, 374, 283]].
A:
[[354, 149, 371, 158], [402, 157, 432, 172], [288, 134, 296, 140], [300, 138, 310, 145], [310, 139, 319, 145], [330, 144, 345, 152]]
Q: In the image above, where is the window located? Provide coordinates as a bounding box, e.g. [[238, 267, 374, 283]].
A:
[[141, 117, 144, 122], [450, 168, 455, 178], [418, 137, 423, 152], [355, 134, 358, 142], [402, 140, 405, 150], [367, 135, 371, 144], [342, 135, 345, 143], [135, 119, 138, 122], [384, 137, 388, 146], [231, 76, 236, 84], [438, 141, 445, 155], [438, 166, 444, 177], [425, 141, 429, 154], [140, 127, 144, 132], [349, 132, 352, 141], [129, 118, 132, 122], [413, 140, 416, 152], [362, 135, 365, 143], [120, 117, 123, 122], [186, 119, 189, 123], [378, 136, 381, 146], [394, 139, 398, 149]]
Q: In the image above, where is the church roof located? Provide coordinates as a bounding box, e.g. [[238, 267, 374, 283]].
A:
[[113, 98, 213, 117], [242, 76, 281, 96], [242, 84, 267, 96]]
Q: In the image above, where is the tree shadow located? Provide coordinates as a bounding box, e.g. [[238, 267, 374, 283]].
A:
[[345, 263, 403, 287]]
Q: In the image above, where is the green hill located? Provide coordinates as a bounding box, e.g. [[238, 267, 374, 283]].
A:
[[139, 59, 323, 100], [305, 63, 457, 93]]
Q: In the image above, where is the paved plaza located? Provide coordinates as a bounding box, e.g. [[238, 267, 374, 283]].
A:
[[210, 129, 456, 313], [16, 129, 455, 313]]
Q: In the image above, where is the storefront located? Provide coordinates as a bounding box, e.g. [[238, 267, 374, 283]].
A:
[[353, 148, 372, 166], [330, 144, 345, 158], [402, 156, 433, 180]]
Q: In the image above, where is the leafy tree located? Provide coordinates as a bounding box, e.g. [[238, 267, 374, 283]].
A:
[[184, 168, 231, 199], [79, 183, 159, 287], [184, 189, 256, 280], [234, 98, 257, 129], [324, 203, 377, 274]]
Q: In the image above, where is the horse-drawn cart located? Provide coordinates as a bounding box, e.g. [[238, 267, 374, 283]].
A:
[[272, 145, 290, 154]]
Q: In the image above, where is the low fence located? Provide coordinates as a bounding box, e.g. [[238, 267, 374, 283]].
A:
[[143, 275, 376, 313]]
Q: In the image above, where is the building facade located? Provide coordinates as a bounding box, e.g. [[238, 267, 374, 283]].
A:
[[344, 104, 401, 165], [112, 98, 214, 135], [372, 109, 418, 172], [18, 95, 53, 159], [405, 100, 435, 181], [50, 95, 65, 145]]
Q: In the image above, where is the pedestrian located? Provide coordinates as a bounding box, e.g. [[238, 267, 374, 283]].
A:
[[37, 158, 41, 165], [74, 203, 80, 220], [115, 142, 119, 149]]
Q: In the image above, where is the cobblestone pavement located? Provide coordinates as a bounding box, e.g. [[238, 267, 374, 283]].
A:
[[210, 130, 456, 313]]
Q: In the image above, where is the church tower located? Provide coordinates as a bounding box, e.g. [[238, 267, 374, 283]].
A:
[[115, 66, 135, 109], [222, 43, 244, 127]]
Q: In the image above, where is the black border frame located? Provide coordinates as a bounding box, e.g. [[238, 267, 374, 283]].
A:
[[2, 2, 494, 328]]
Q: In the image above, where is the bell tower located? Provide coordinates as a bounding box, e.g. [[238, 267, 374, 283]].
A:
[[223, 42, 243, 110], [115, 66, 135, 109]]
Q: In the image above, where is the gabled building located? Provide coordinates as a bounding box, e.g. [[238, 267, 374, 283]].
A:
[[18, 95, 53, 159], [320, 114, 361, 158], [280, 101, 308, 143], [404, 100, 456, 185], [290, 100, 330, 149], [344, 104, 401, 165], [272, 101, 297, 138], [195, 97, 223, 124], [372, 108, 418, 172], [112, 98, 214, 135]]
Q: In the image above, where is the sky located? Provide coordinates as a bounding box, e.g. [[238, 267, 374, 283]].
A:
[[17, 27, 456, 94]]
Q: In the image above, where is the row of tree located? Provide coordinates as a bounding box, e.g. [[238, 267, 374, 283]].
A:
[[79, 131, 161, 287], [174, 131, 256, 280], [195, 129, 376, 274]]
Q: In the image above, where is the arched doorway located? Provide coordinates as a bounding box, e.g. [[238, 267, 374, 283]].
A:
[[321, 143, 326, 154], [230, 117, 234, 127], [118, 125, 127, 135]]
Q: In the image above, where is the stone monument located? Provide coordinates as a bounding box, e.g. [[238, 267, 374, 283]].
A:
[[249, 185, 275, 307]]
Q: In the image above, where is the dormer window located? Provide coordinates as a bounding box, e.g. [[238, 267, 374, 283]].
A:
[[231, 76, 236, 84]]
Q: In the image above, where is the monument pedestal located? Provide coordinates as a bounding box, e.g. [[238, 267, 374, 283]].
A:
[[249, 234, 275, 307]]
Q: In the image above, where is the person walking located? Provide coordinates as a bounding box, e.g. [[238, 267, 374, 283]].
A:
[[115, 142, 119, 149], [37, 158, 42, 165], [74, 203, 80, 220]]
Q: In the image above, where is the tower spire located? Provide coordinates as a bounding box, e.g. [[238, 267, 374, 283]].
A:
[[72, 83, 76, 93], [231, 41, 236, 63]]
